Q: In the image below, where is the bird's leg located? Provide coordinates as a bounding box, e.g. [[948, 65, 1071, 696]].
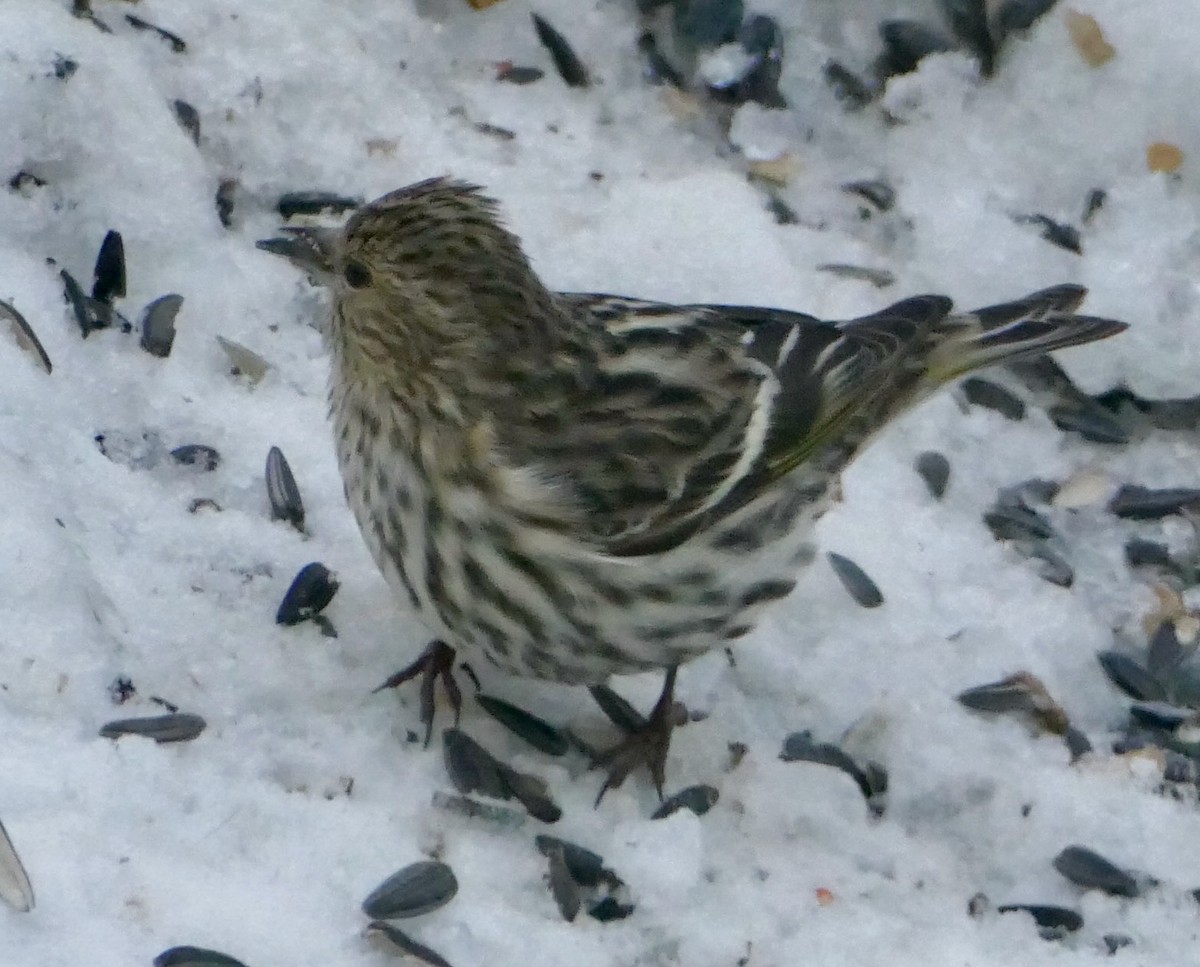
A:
[[372, 639, 461, 747], [592, 666, 683, 805]]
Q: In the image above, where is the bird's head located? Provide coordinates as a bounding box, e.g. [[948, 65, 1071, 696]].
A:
[[258, 178, 560, 380]]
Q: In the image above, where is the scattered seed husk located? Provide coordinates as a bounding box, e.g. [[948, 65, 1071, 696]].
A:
[[826, 552, 884, 608], [967, 891, 990, 917], [154, 947, 249, 967], [100, 712, 206, 743], [0, 299, 52, 373], [1124, 539, 1172, 569], [708, 14, 785, 107], [276, 562, 339, 625], [1146, 620, 1187, 680], [531, 13, 590, 88], [216, 335, 270, 383], [983, 504, 1054, 542], [9, 170, 47, 193], [914, 451, 950, 499], [443, 728, 510, 799], [1108, 485, 1200, 520], [1096, 651, 1166, 702], [91, 229, 126, 304], [841, 179, 895, 212], [1104, 934, 1133, 955], [1065, 9, 1115, 67], [493, 766, 560, 823], [442, 728, 561, 822], [126, 13, 187, 52], [588, 896, 636, 922], [534, 836, 610, 888], [277, 191, 361, 219], [0, 819, 34, 913], [942, 0, 994, 74], [546, 843, 582, 922], [650, 784, 718, 820], [139, 293, 184, 358], [170, 444, 220, 471], [815, 264, 895, 289], [780, 731, 882, 808], [588, 684, 647, 733], [62, 268, 100, 337], [476, 694, 568, 756], [823, 61, 875, 108], [1082, 187, 1106, 223], [1029, 542, 1074, 588], [365, 921, 455, 967], [109, 675, 136, 704], [747, 155, 795, 187], [1063, 725, 1092, 761], [765, 194, 798, 225], [496, 63, 545, 85], [637, 32, 685, 89], [1147, 141, 1184, 174], [961, 377, 1026, 420], [1014, 214, 1081, 254], [71, 1, 111, 34], [265, 446, 304, 530], [1128, 700, 1194, 732], [1052, 845, 1139, 897], [1001, 477, 1060, 506], [215, 178, 238, 229], [997, 904, 1083, 933], [170, 99, 200, 145], [430, 791, 526, 828], [877, 20, 956, 77], [362, 861, 458, 920], [1047, 404, 1128, 444], [473, 121, 515, 141], [1051, 467, 1112, 509], [51, 56, 78, 81], [957, 671, 1069, 734]]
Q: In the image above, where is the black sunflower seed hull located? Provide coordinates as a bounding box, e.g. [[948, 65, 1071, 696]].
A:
[[1052, 845, 1140, 897], [140, 293, 184, 358], [531, 13, 589, 88], [265, 446, 305, 531], [276, 562, 339, 625], [651, 784, 719, 820], [826, 552, 884, 608], [92, 230, 126, 303], [154, 946, 249, 967], [99, 712, 206, 743], [476, 694, 568, 756], [365, 922, 454, 967], [361, 861, 459, 920]]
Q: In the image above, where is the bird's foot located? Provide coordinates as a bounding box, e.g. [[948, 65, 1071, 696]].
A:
[[372, 639, 461, 746], [591, 666, 684, 805]]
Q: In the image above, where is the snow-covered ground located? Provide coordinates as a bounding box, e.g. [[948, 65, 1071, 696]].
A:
[[1, 1, 1199, 964]]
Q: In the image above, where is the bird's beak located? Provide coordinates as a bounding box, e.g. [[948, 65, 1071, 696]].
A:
[[256, 226, 339, 284]]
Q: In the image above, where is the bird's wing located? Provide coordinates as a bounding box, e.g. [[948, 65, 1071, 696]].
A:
[[497, 293, 954, 557]]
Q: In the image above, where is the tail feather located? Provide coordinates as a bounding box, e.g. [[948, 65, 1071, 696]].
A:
[[923, 287, 1127, 388]]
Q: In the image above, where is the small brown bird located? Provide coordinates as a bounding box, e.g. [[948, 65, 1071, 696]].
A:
[[260, 177, 1126, 799]]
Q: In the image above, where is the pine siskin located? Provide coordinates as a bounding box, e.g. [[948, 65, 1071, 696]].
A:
[[260, 177, 1127, 797]]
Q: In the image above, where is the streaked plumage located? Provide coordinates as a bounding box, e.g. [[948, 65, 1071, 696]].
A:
[[261, 177, 1126, 789]]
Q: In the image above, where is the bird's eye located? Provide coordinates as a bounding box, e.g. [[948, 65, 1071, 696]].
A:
[[343, 260, 371, 289]]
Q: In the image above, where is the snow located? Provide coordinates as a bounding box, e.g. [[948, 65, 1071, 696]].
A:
[[1, 0, 1199, 964]]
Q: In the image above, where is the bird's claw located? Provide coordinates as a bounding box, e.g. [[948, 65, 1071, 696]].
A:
[[373, 639, 461, 746]]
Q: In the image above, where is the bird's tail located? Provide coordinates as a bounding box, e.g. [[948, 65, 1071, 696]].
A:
[[920, 284, 1126, 390]]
